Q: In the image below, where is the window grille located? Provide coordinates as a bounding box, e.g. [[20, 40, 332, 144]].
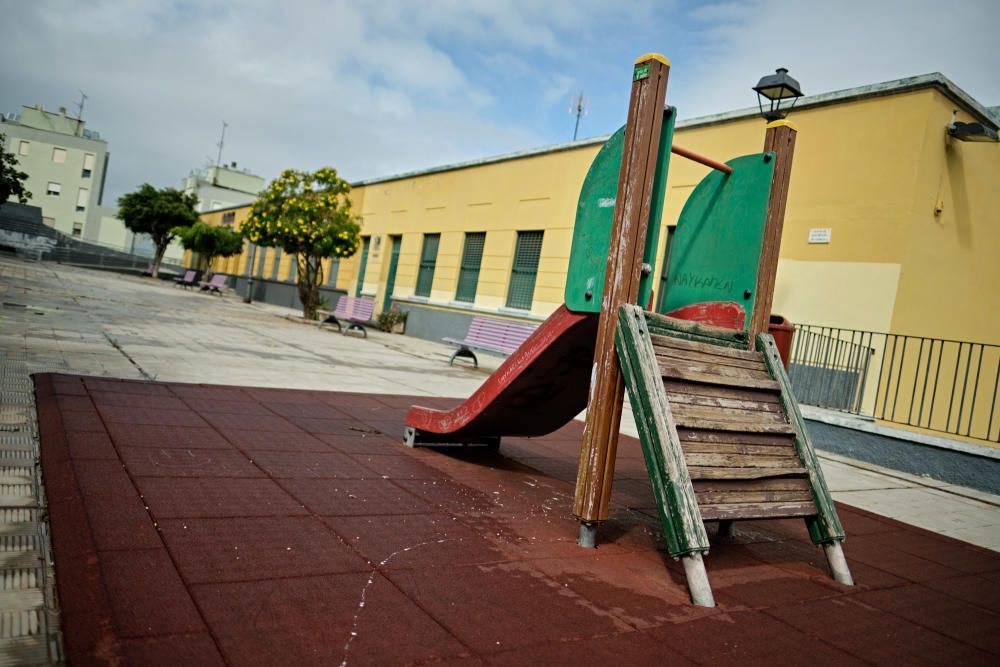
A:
[[327, 258, 340, 285], [415, 233, 440, 297], [506, 231, 543, 310], [355, 237, 370, 296], [455, 232, 486, 303], [270, 248, 282, 280], [255, 247, 268, 277]]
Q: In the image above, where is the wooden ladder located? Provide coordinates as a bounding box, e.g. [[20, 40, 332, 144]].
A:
[[616, 304, 853, 606]]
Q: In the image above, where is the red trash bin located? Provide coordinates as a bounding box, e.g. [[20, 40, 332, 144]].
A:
[[768, 314, 794, 369]]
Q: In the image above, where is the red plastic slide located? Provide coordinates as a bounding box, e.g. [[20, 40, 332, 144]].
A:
[[405, 305, 598, 445]]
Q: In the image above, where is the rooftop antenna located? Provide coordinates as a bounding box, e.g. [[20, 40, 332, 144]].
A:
[[215, 121, 228, 168], [570, 91, 588, 141], [74, 91, 88, 135]]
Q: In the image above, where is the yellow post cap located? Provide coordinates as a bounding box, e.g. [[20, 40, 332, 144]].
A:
[[766, 119, 799, 131], [634, 53, 670, 66]]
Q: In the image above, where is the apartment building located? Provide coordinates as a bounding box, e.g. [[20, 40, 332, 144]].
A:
[[2, 104, 109, 240]]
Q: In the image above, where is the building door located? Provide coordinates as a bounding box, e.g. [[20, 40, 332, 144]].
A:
[[383, 235, 402, 311], [355, 237, 370, 296]]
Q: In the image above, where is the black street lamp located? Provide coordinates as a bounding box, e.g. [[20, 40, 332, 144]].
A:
[[753, 68, 803, 122]]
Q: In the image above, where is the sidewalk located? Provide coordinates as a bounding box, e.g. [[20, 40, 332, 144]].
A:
[[3, 255, 999, 665], [2, 255, 997, 551]]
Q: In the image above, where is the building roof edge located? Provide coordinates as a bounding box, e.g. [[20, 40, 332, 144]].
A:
[[347, 72, 995, 187]]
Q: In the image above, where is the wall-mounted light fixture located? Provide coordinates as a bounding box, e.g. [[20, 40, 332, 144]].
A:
[[947, 120, 999, 143]]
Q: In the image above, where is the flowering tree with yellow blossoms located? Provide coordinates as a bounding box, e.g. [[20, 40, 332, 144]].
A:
[[242, 167, 361, 319]]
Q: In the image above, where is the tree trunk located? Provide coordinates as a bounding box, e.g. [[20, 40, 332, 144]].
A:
[[152, 241, 168, 279], [202, 253, 214, 281], [297, 254, 324, 320]]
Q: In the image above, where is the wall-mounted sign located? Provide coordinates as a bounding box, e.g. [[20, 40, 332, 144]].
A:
[[808, 228, 832, 244]]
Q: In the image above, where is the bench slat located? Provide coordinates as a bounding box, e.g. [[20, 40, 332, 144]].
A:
[[445, 315, 537, 356]]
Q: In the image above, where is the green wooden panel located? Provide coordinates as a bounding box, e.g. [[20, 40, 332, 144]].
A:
[[564, 109, 675, 313], [659, 153, 774, 332], [757, 333, 846, 545], [615, 304, 710, 557]]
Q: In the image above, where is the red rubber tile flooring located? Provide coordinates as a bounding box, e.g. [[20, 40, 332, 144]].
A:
[[34, 373, 1000, 666]]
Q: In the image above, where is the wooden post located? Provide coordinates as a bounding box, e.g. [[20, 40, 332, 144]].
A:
[[747, 119, 797, 342], [574, 54, 670, 540]]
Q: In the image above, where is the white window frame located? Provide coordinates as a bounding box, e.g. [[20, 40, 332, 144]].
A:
[[47, 182, 61, 196], [18, 140, 29, 155], [52, 147, 67, 163], [77, 187, 89, 210]]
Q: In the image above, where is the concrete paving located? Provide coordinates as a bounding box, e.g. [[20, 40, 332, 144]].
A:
[[2, 254, 999, 664], [2, 254, 997, 553]]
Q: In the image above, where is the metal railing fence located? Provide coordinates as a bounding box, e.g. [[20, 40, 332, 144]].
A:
[[789, 324, 1000, 444]]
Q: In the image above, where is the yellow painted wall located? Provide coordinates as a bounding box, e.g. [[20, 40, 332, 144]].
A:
[[189, 83, 998, 443], [350, 146, 598, 318], [345, 86, 997, 347], [189, 206, 352, 291], [192, 87, 999, 349]]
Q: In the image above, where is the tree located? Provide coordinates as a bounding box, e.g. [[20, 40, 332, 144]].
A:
[[1, 132, 31, 204], [174, 221, 244, 279], [118, 184, 198, 278], [242, 167, 361, 319]]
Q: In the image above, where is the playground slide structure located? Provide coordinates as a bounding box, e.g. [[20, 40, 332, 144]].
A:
[[405, 55, 851, 606]]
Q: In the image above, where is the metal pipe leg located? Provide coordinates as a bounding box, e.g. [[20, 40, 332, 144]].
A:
[[682, 553, 716, 607], [824, 541, 854, 586], [578, 521, 598, 549]]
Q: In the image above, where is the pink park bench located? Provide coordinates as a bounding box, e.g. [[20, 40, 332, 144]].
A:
[[199, 274, 228, 295], [443, 316, 538, 367], [317, 296, 376, 338], [173, 270, 197, 289]]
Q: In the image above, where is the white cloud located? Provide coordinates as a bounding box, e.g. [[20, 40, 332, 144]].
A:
[[675, 0, 999, 119], [1, 0, 995, 208]]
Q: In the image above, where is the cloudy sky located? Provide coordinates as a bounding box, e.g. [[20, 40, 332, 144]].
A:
[[2, 0, 997, 204]]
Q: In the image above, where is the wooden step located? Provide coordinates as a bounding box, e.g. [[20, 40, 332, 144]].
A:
[[654, 345, 767, 372], [682, 441, 797, 456], [676, 429, 795, 447], [699, 501, 817, 521], [659, 365, 781, 391], [692, 479, 816, 520], [649, 332, 758, 362], [658, 359, 773, 382], [684, 452, 804, 469], [666, 390, 783, 413], [671, 416, 795, 434], [670, 404, 786, 426], [693, 478, 811, 493], [687, 467, 808, 480]]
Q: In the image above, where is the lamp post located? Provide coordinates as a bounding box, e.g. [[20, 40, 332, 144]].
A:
[[753, 67, 803, 122]]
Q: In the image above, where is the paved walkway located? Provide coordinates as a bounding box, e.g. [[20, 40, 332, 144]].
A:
[[2, 255, 997, 551], [1, 255, 999, 663]]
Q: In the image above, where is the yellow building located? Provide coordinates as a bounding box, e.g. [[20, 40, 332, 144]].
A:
[[195, 72, 1000, 443]]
